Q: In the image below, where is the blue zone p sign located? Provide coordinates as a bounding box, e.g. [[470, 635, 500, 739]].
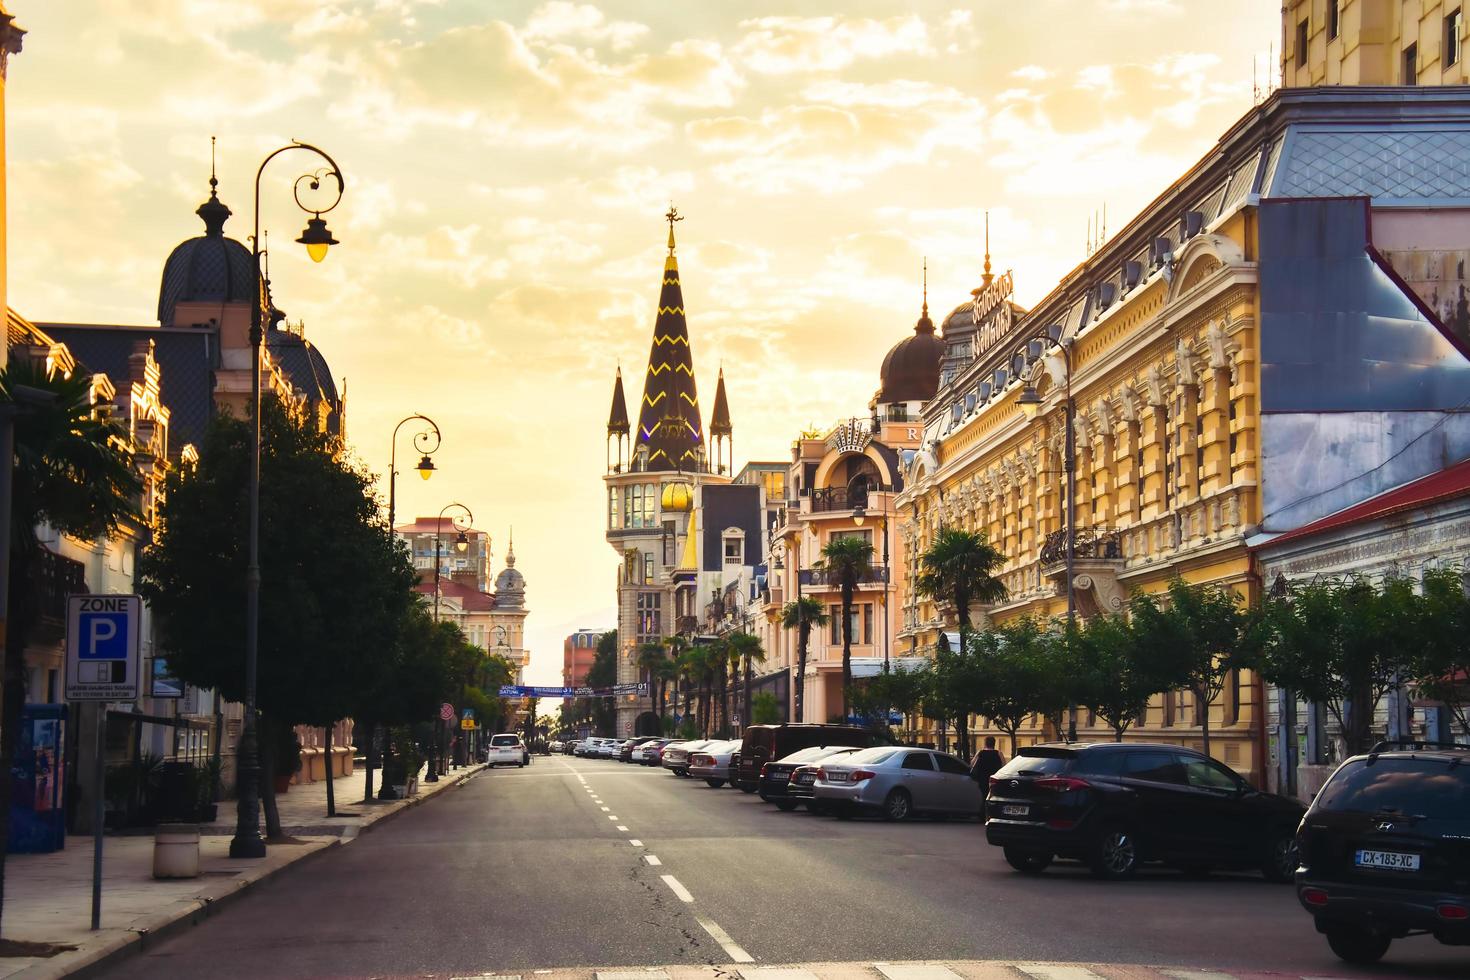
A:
[[65, 595, 142, 701]]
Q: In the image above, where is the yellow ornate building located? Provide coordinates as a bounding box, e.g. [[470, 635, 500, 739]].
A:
[[897, 83, 1470, 784]]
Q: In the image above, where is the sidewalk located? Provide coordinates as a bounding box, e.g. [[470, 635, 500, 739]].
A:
[[0, 762, 484, 980]]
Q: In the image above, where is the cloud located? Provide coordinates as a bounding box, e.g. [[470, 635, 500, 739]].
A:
[[733, 15, 931, 73], [523, 2, 651, 51]]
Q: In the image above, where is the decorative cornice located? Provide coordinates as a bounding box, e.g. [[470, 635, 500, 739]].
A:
[[0, 10, 23, 81]]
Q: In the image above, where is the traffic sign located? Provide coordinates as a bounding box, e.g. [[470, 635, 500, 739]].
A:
[[439, 702, 454, 721], [460, 719, 477, 730], [65, 595, 142, 701]]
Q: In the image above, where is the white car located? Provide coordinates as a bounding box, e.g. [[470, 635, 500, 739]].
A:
[[688, 740, 742, 787], [487, 733, 526, 768]]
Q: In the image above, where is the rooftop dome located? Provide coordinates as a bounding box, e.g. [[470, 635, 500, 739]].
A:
[[157, 180, 258, 325], [878, 301, 944, 405], [660, 481, 694, 512], [494, 533, 526, 608], [266, 330, 339, 406]]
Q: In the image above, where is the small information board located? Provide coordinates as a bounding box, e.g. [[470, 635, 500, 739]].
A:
[[65, 595, 142, 702]]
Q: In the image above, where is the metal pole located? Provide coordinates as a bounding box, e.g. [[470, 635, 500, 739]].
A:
[[0, 409, 12, 665], [1064, 341, 1076, 626], [91, 704, 106, 930]]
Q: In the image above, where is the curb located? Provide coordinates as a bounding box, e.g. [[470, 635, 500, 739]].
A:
[[16, 764, 485, 980]]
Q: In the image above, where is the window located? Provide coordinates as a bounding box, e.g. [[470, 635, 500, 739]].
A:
[[1447, 9, 1464, 68], [1296, 19, 1309, 68], [1328, 0, 1339, 40], [828, 604, 863, 645], [830, 528, 873, 548], [1122, 751, 1186, 785], [1316, 758, 1470, 820], [1404, 42, 1419, 84], [1135, 447, 1145, 502], [724, 537, 743, 564], [900, 752, 935, 771], [636, 592, 662, 644], [608, 488, 619, 529], [1194, 416, 1205, 484], [934, 754, 970, 776], [643, 553, 655, 584], [662, 521, 676, 565], [1183, 758, 1241, 792]]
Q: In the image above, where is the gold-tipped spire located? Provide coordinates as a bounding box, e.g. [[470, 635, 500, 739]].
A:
[[665, 204, 682, 254], [922, 257, 929, 318], [982, 211, 993, 287]]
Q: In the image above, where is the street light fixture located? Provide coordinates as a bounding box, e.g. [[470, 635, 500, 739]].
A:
[[416, 454, 436, 480], [1017, 384, 1043, 419], [432, 502, 473, 776], [232, 141, 345, 861], [1016, 343, 1079, 626], [455, 530, 469, 553]]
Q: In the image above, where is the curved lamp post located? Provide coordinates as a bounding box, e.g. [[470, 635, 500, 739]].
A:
[[232, 142, 345, 861]]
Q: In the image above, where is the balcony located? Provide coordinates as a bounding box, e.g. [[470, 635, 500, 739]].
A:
[[37, 547, 88, 642], [675, 615, 699, 636], [799, 566, 889, 588], [1040, 526, 1123, 566], [808, 486, 892, 513]]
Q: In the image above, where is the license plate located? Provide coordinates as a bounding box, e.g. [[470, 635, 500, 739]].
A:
[[826, 773, 847, 782], [795, 775, 813, 784], [1002, 804, 1030, 816], [1356, 849, 1421, 871]]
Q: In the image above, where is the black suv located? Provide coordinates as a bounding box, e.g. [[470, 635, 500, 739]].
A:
[[1294, 739, 1470, 965], [985, 742, 1304, 881]]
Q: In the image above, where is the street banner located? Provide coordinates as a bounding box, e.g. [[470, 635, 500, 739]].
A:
[[497, 683, 648, 699]]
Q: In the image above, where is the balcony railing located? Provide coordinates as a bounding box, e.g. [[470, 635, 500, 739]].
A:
[[675, 615, 699, 636], [799, 566, 889, 588], [39, 547, 88, 622], [809, 486, 892, 513], [1040, 526, 1123, 566]]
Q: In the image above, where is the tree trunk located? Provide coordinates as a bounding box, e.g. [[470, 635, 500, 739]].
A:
[[956, 715, 970, 763], [360, 720, 376, 803], [260, 716, 282, 839], [1196, 685, 1212, 760], [0, 543, 45, 937], [840, 585, 853, 722], [743, 658, 752, 732], [323, 723, 336, 817], [795, 623, 810, 723]]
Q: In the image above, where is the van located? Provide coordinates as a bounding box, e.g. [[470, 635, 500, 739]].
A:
[[734, 724, 891, 792]]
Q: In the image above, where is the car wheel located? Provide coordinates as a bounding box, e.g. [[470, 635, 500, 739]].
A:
[[1088, 826, 1139, 880], [834, 805, 853, 821], [775, 800, 799, 812], [1261, 830, 1299, 884], [1325, 926, 1391, 964], [517, 762, 525, 768], [739, 784, 757, 794], [807, 801, 829, 816], [705, 778, 726, 789], [882, 788, 912, 822], [1003, 847, 1053, 874]]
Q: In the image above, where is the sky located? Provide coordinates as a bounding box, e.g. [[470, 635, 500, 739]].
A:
[[8, 0, 1280, 685]]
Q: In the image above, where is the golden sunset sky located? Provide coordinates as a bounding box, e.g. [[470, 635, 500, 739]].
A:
[[9, 0, 1279, 685]]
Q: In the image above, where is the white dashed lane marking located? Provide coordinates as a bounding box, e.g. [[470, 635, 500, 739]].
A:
[[616, 825, 629, 831], [628, 839, 642, 847], [644, 855, 661, 866], [660, 874, 694, 903], [697, 915, 755, 963]]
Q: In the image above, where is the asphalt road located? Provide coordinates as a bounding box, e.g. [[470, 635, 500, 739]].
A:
[[96, 756, 1469, 979]]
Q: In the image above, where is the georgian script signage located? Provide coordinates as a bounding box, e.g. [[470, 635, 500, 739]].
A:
[[970, 270, 1016, 357], [499, 683, 649, 699]]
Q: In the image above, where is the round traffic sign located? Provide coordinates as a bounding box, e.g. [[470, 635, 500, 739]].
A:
[[439, 702, 455, 721]]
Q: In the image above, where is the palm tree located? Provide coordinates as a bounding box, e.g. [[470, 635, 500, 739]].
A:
[[726, 631, 765, 732], [1, 359, 140, 935], [915, 527, 1007, 759], [818, 535, 874, 722], [636, 641, 667, 729], [781, 597, 827, 723], [675, 645, 702, 732]]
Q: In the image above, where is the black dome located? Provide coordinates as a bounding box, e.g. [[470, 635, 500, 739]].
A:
[[157, 189, 257, 325], [878, 308, 944, 405], [266, 330, 339, 406]]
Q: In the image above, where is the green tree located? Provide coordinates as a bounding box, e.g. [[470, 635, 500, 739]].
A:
[[914, 527, 1008, 660], [781, 596, 827, 722], [0, 359, 141, 936], [585, 630, 618, 733], [817, 535, 874, 720], [727, 631, 765, 732], [1413, 567, 1470, 737], [636, 641, 668, 724], [1258, 575, 1424, 755], [1076, 611, 1173, 741], [750, 691, 781, 725], [972, 619, 1054, 756], [1130, 579, 1256, 760]]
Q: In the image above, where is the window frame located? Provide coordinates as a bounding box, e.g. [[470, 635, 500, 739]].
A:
[[1447, 9, 1464, 68], [1328, 0, 1339, 41], [1296, 18, 1309, 69]]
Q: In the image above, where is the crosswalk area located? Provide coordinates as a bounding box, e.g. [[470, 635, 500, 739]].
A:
[[437, 961, 1378, 980]]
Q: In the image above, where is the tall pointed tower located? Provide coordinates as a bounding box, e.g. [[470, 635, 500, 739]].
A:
[[633, 207, 705, 473], [607, 365, 630, 472], [710, 368, 732, 476]]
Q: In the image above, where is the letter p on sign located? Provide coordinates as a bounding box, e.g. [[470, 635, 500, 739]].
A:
[[78, 612, 127, 660]]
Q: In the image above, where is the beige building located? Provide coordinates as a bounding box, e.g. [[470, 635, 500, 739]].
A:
[[1284, 0, 1470, 86]]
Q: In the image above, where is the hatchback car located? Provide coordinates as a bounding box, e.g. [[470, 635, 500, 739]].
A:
[[985, 742, 1304, 881], [487, 733, 526, 768], [688, 740, 741, 787], [813, 746, 982, 820], [1294, 739, 1470, 964], [760, 745, 861, 809]]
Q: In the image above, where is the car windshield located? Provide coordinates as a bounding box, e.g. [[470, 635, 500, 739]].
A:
[[490, 736, 519, 747], [841, 747, 900, 765], [995, 753, 1073, 777], [1316, 757, 1470, 820]]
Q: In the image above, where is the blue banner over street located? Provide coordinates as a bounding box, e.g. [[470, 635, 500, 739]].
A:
[[498, 683, 647, 699]]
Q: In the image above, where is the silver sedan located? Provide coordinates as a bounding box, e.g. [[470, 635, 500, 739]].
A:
[[687, 740, 741, 787], [812, 746, 983, 821]]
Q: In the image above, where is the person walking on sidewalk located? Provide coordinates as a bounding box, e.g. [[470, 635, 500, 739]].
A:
[[969, 736, 1005, 801]]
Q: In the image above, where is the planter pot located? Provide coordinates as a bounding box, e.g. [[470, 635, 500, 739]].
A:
[[391, 783, 408, 797], [273, 773, 293, 795], [153, 823, 201, 879], [406, 776, 419, 796]]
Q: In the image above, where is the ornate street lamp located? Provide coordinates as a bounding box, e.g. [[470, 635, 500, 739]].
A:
[[232, 141, 345, 861], [428, 502, 473, 777], [1017, 339, 1078, 627]]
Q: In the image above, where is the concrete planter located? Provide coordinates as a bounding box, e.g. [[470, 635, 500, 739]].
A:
[[152, 823, 200, 879]]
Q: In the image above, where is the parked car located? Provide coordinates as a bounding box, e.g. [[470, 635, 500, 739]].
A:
[[759, 745, 862, 809], [785, 748, 863, 812], [688, 740, 741, 787], [1294, 739, 1470, 965], [620, 736, 661, 762], [631, 738, 670, 764], [642, 739, 676, 766], [487, 733, 527, 768], [984, 742, 1304, 881], [735, 724, 892, 793], [549, 740, 565, 753], [663, 739, 714, 776], [812, 746, 981, 820]]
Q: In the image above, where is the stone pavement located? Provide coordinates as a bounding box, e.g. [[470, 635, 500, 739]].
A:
[[0, 762, 485, 980], [438, 962, 1393, 980]]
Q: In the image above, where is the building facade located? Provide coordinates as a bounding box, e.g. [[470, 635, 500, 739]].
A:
[[1284, 0, 1470, 86], [897, 85, 1470, 783]]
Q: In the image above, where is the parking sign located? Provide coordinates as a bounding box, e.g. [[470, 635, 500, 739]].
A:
[[65, 595, 142, 701]]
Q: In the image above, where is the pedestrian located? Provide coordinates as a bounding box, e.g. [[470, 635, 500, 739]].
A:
[[969, 736, 1006, 800]]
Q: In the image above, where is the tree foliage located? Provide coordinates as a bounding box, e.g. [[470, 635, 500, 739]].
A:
[[1412, 567, 1470, 737], [781, 596, 827, 723], [818, 535, 874, 721]]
